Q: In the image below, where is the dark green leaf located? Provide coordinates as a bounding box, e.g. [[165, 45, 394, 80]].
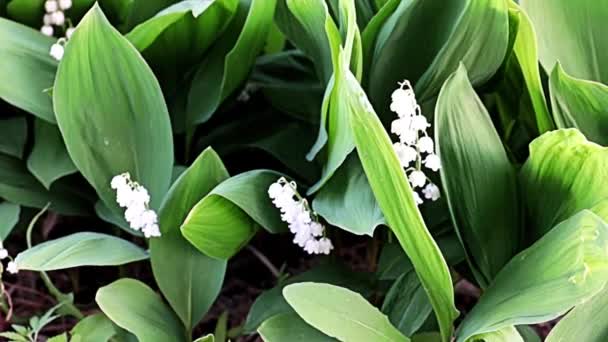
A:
[[0, 117, 27, 158], [258, 312, 336, 342], [382, 271, 432, 337], [0, 202, 20, 240]]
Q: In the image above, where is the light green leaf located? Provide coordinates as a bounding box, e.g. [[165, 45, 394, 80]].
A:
[[369, 0, 509, 117], [53, 4, 174, 213], [150, 148, 228, 332], [14, 232, 148, 271], [258, 312, 336, 342], [0, 202, 20, 240], [284, 282, 408, 342], [470, 327, 523, 342], [186, 0, 277, 125], [520, 129, 608, 240], [348, 70, 458, 341], [313, 154, 384, 236], [550, 63, 608, 146], [456, 210, 608, 342], [70, 313, 121, 342], [381, 271, 432, 337], [27, 119, 76, 189], [96, 278, 187, 342], [546, 286, 608, 342], [0, 18, 57, 123], [521, 0, 608, 83], [0, 117, 27, 158], [126, 0, 238, 82], [181, 170, 286, 259], [194, 334, 215, 342], [436, 64, 520, 286]]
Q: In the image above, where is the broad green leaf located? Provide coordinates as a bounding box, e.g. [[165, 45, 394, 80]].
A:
[[47, 334, 68, 342], [284, 282, 408, 342], [436, 65, 519, 287], [70, 313, 120, 342], [0, 202, 20, 240], [94, 200, 140, 236], [181, 170, 286, 259], [520, 129, 608, 240], [194, 334, 215, 342], [360, 0, 399, 83], [14, 232, 148, 271], [550, 64, 608, 146], [546, 286, 608, 342], [381, 271, 432, 337], [506, 2, 553, 133], [96, 278, 187, 342], [348, 69, 458, 341], [53, 4, 174, 213], [521, 0, 608, 83], [515, 326, 541, 342], [120, 0, 181, 32], [456, 210, 608, 342], [0, 18, 56, 122], [470, 327, 523, 342], [0, 117, 26, 158], [244, 262, 374, 333], [313, 154, 384, 236], [126, 0, 238, 83], [258, 312, 335, 342], [369, 0, 509, 117], [186, 0, 277, 125], [0, 153, 90, 216], [150, 148, 228, 332], [27, 119, 76, 189]]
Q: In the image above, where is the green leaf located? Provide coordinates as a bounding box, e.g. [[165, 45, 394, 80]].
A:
[[520, 129, 608, 240], [53, 4, 174, 213], [348, 70, 458, 341], [258, 312, 336, 342], [284, 282, 408, 342], [360, 0, 400, 83], [186, 0, 277, 125], [521, 0, 608, 84], [515, 326, 541, 342], [194, 334, 215, 342], [381, 271, 432, 337], [150, 148, 228, 332], [14, 232, 148, 271], [313, 154, 384, 236], [96, 278, 187, 342], [0, 153, 90, 216], [456, 210, 608, 342], [546, 286, 608, 342], [369, 0, 509, 117], [27, 119, 76, 189], [181, 170, 286, 259], [46, 334, 68, 342], [0, 18, 57, 123], [0, 117, 27, 158], [70, 313, 121, 342], [436, 64, 520, 287], [244, 262, 374, 333], [0, 202, 20, 240], [470, 327, 523, 342], [549, 64, 608, 146], [126, 0, 238, 82], [505, 2, 553, 134]]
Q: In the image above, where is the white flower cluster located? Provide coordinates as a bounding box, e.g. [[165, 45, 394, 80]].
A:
[[111, 173, 161, 238], [268, 178, 333, 255], [41, 0, 75, 60], [390, 80, 441, 205], [0, 243, 18, 275]]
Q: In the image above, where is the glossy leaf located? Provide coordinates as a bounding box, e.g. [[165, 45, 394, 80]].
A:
[[96, 278, 187, 342], [27, 119, 76, 189], [0, 18, 57, 123], [550, 64, 608, 146], [53, 4, 174, 213], [0, 202, 20, 240], [181, 170, 286, 259], [186, 0, 277, 125], [0, 117, 27, 158], [284, 282, 408, 342], [258, 312, 335, 342], [520, 129, 608, 240], [150, 148, 228, 332], [348, 69, 458, 341], [456, 210, 608, 341], [521, 0, 608, 83], [14, 232, 148, 271], [436, 65, 520, 286], [313, 154, 384, 236]]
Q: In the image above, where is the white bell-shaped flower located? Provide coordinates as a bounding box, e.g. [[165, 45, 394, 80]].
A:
[[58, 0, 72, 10], [7, 261, 18, 274], [418, 136, 434, 153], [0, 248, 8, 260], [49, 43, 64, 60], [424, 154, 441, 172], [422, 183, 441, 201], [45, 0, 58, 13], [408, 170, 427, 188], [394, 143, 417, 168], [41, 25, 54, 36]]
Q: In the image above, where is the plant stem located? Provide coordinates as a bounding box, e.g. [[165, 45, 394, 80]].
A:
[[246, 245, 280, 278]]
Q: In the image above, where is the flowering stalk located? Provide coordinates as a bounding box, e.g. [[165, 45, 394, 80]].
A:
[[40, 0, 75, 60], [111, 173, 161, 238], [268, 178, 333, 255], [390, 80, 441, 205]]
